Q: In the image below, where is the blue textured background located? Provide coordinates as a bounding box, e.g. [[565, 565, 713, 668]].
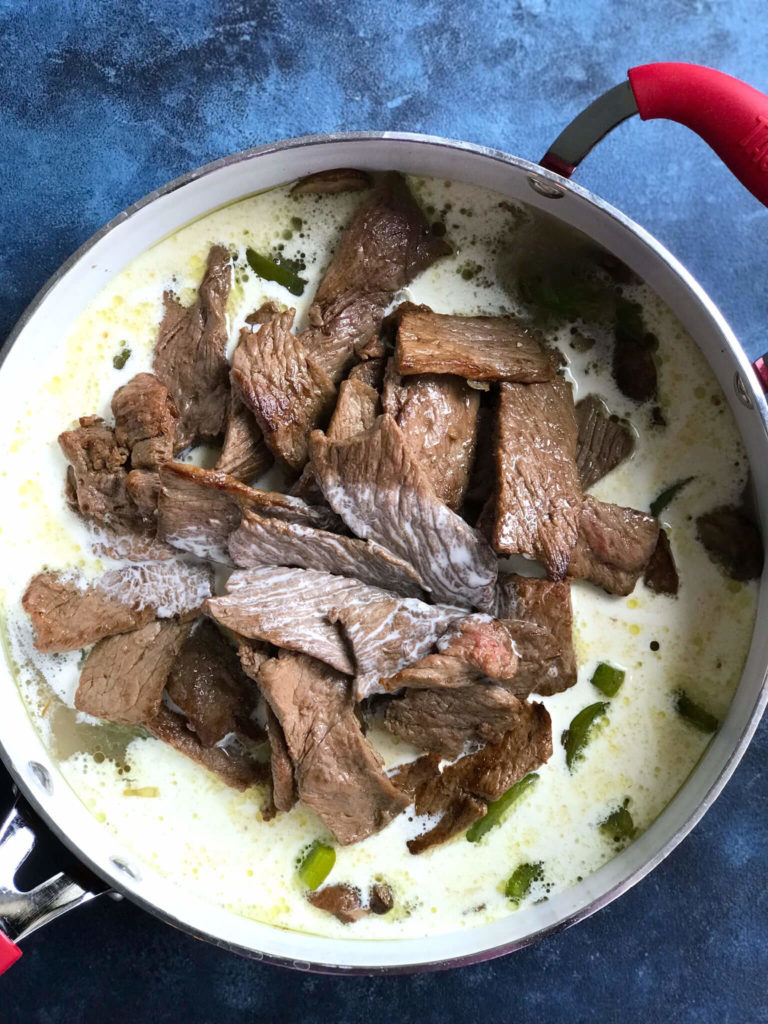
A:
[[1, 1, 766, 1021]]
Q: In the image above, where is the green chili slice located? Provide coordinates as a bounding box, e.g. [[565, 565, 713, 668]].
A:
[[599, 800, 636, 843], [298, 841, 336, 890], [466, 773, 539, 843], [591, 662, 625, 697], [246, 247, 306, 296], [562, 702, 609, 771], [674, 690, 719, 733], [650, 477, 694, 518], [504, 862, 543, 904]]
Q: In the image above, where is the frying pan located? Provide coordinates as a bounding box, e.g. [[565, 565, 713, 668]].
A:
[[1, 62, 767, 974]]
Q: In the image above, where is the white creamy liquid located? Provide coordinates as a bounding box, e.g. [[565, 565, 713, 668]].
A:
[[0, 176, 757, 940]]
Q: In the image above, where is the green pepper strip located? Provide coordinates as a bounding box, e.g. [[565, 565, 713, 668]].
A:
[[563, 702, 609, 771], [650, 477, 694, 518], [504, 861, 543, 903], [674, 690, 719, 733], [599, 803, 636, 843], [246, 247, 307, 296], [591, 662, 626, 697], [466, 773, 539, 843], [298, 840, 336, 890]]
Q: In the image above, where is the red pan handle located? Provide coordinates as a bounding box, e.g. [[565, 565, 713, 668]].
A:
[[0, 932, 22, 973]]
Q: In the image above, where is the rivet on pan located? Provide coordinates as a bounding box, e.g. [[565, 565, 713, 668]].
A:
[[110, 857, 141, 881], [292, 960, 311, 972], [28, 761, 53, 794], [734, 372, 754, 409], [107, 891, 125, 902], [527, 174, 566, 199]]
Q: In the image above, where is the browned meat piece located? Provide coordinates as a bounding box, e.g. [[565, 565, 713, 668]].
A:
[[307, 884, 368, 923], [111, 373, 179, 470], [59, 417, 135, 526], [126, 469, 161, 517], [229, 510, 423, 597], [262, 704, 296, 814], [380, 615, 518, 692], [494, 575, 577, 695], [22, 562, 211, 653], [301, 173, 450, 381], [644, 529, 680, 595], [207, 566, 458, 681], [568, 496, 660, 595], [384, 684, 525, 759], [232, 307, 336, 472], [613, 303, 657, 403], [407, 794, 487, 855], [382, 363, 480, 511], [395, 310, 554, 383], [215, 394, 272, 483], [463, 402, 496, 517], [165, 620, 261, 747], [75, 619, 192, 725], [149, 705, 264, 791], [88, 522, 175, 562], [575, 395, 635, 490], [493, 378, 582, 580], [369, 883, 394, 915], [388, 753, 442, 800], [309, 414, 498, 610], [290, 168, 372, 195], [157, 462, 341, 563], [259, 652, 408, 844], [696, 505, 764, 581], [153, 245, 232, 446], [348, 357, 386, 390]]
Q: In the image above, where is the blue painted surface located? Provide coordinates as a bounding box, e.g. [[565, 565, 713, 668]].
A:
[[0, 1, 766, 1020]]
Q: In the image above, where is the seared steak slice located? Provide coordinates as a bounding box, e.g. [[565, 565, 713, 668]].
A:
[[407, 794, 487, 854], [395, 310, 554, 382], [165, 620, 261, 747], [290, 168, 372, 195], [309, 414, 498, 610], [644, 529, 680, 595], [23, 563, 211, 653], [301, 173, 450, 380], [229, 510, 423, 597], [263, 704, 297, 814], [307, 885, 367, 923], [88, 522, 175, 563], [153, 244, 232, 446], [258, 652, 408, 844], [329, 596, 462, 699], [495, 575, 577, 695], [111, 372, 179, 470], [575, 395, 635, 490], [157, 462, 341, 564], [493, 378, 582, 580], [215, 394, 272, 482], [382, 363, 480, 511], [696, 505, 764, 581], [59, 417, 135, 525], [126, 469, 161, 517], [463, 402, 496, 517], [348, 357, 386, 390], [232, 307, 336, 472], [384, 684, 525, 759], [567, 496, 660, 595], [76, 619, 192, 725], [380, 615, 519, 691]]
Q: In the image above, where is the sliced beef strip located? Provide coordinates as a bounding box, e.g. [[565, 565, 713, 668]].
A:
[[157, 462, 341, 564], [380, 615, 519, 692], [232, 307, 336, 472], [309, 414, 498, 611], [567, 496, 660, 596], [111, 372, 179, 470], [87, 522, 176, 563], [395, 310, 554, 382], [382, 362, 480, 511], [300, 173, 451, 381], [384, 684, 525, 760], [165, 620, 262, 747], [22, 562, 211, 653], [258, 652, 408, 844], [493, 378, 582, 580], [307, 884, 368, 924], [290, 168, 372, 195], [403, 701, 552, 854], [494, 575, 577, 696], [76, 619, 192, 725], [644, 528, 680, 595], [153, 244, 232, 446], [215, 394, 273, 483], [463, 401, 496, 518], [263, 704, 297, 814], [369, 882, 394, 915], [228, 509, 424, 598], [348, 356, 386, 390], [575, 395, 635, 491], [126, 469, 161, 518], [59, 417, 136, 526], [696, 505, 764, 581]]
